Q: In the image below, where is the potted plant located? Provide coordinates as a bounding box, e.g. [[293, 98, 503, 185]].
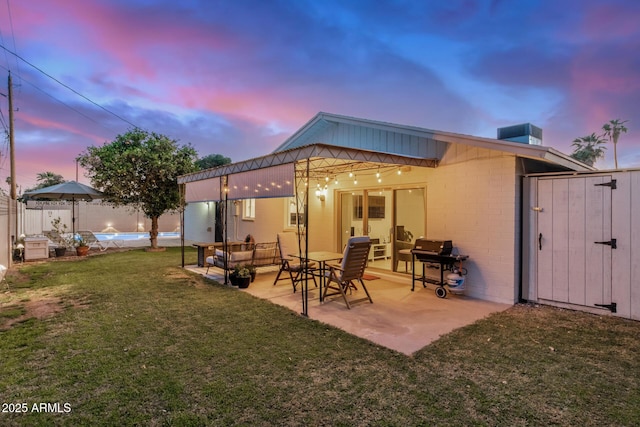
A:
[[230, 264, 251, 288], [51, 217, 74, 257], [75, 236, 90, 256], [247, 264, 257, 282]]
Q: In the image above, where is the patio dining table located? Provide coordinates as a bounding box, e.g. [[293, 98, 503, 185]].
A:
[[290, 251, 343, 316]]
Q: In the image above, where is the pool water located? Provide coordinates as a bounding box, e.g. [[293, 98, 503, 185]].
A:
[[94, 232, 180, 241]]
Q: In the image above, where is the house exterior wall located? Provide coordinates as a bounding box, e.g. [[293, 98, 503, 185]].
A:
[[213, 195, 339, 251], [426, 145, 520, 303], [227, 198, 288, 244]]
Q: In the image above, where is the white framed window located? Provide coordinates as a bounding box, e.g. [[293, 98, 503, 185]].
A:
[[285, 197, 305, 229], [242, 198, 256, 220]]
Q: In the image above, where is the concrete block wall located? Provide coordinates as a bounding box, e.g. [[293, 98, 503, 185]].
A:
[[427, 146, 519, 304]]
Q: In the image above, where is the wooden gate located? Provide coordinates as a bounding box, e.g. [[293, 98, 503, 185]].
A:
[[535, 175, 616, 313]]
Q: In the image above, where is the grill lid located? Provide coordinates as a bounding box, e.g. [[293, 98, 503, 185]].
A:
[[413, 239, 453, 256]]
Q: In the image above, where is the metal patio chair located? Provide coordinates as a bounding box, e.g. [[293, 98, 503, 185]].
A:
[[323, 236, 373, 309], [273, 233, 317, 292]]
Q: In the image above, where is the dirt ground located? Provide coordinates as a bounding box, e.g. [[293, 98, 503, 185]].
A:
[[0, 269, 65, 331]]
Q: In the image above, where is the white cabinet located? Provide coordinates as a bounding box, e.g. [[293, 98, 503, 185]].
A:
[[24, 237, 49, 260], [370, 243, 388, 261]]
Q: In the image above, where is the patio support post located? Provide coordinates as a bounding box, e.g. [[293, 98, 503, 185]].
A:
[[222, 175, 229, 285], [297, 159, 310, 317], [179, 183, 185, 268]]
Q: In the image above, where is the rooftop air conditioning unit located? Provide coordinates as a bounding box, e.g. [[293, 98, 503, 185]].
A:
[[497, 123, 542, 145]]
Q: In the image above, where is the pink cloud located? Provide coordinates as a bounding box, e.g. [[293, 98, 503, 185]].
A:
[[20, 114, 103, 145]]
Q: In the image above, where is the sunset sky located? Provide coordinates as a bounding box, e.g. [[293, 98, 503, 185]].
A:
[[0, 0, 638, 190]]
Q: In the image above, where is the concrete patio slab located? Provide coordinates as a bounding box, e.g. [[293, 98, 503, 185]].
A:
[[186, 265, 511, 355]]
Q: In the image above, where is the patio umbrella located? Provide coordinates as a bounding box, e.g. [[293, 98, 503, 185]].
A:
[[23, 181, 103, 234]]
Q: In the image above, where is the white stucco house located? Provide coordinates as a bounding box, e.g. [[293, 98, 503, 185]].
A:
[[179, 112, 592, 305]]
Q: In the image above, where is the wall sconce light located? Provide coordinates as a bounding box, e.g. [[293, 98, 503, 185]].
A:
[[315, 188, 327, 201]]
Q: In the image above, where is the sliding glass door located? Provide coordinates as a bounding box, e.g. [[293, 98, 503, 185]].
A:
[[339, 186, 425, 272], [393, 188, 425, 273], [339, 189, 393, 268]]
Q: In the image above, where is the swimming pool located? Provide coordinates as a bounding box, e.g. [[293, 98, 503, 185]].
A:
[[94, 232, 180, 241]]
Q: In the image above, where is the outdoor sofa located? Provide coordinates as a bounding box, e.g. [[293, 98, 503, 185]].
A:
[[205, 240, 280, 273]]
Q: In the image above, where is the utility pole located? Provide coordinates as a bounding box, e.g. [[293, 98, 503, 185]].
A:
[[7, 72, 16, 267], [8, 72, 15, 200]]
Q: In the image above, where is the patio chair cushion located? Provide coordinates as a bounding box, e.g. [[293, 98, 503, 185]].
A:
[[212, 249, 253, 269], [253, 244, 278, 266]]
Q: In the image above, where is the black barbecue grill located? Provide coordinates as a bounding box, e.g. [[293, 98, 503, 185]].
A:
[[411, 239, 468, 298], [412, 239, 453, 257]]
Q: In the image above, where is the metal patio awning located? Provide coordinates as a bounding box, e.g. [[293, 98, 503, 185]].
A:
[[179, 143, 438, 202]]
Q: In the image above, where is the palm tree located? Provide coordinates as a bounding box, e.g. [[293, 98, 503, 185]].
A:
[[20, 172, 66, 201], [602, 119, 628, 169], [570, 133, 607, 167], [35, 171, 65, 189]]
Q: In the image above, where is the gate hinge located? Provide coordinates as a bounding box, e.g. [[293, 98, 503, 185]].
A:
[[595, 179, 616, 189], [594, 239, 617, 249], [595, 302, 617, 313]]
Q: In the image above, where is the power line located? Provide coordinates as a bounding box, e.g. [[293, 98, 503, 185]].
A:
[[9, 65, 120, 133], [3, 0, 20, 76], [0, 43, 141, 130]]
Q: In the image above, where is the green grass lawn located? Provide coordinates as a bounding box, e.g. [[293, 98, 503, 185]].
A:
[[1, 248, 639, 426]]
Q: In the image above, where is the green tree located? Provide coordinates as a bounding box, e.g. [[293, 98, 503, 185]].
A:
[[602, 119, 628, 169], [196, 153, 232, 170], [35, 171, 65, 188], [570, 133, 607, 167], [21, 171, 66, 200], [77, 129, 198, 249]]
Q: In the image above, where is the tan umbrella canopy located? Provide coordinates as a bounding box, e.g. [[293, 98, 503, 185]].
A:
[[23, 181, 103, 234]]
